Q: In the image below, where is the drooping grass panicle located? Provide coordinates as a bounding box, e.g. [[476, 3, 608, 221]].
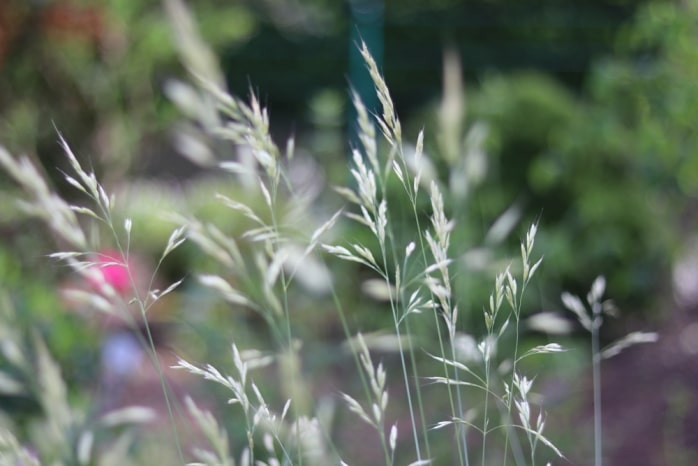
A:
[[174, 345, 254, 423], [521, 223, 543, 286], [175, 344, 341, 465], [508, 373, 564, 463], [341, 333, 395, 465], [438, 47, 465, 166], [186, 395, 235, 466], [359, 41, 402, 148], [425, 180, 454, 289], [165, 0, 225, 89], [0, 145, 88, 250], [167, 0, 284, 194], [600, 331, 658, 359], [351, 88, 379, 176], [350, 148, 379, 213]]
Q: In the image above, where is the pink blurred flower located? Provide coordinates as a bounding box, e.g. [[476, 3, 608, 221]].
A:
[[87, 249, 131, 295]]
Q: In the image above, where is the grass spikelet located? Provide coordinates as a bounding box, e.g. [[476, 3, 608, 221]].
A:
[[359, 41, 402, 146]]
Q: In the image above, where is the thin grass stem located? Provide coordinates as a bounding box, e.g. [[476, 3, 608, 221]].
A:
[[592, 321, 602, 466]]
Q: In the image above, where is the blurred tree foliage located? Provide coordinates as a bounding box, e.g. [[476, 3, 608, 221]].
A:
[[561, 0, 698, 302], [422, 0, 697, 314], [0, 0, 256, 185], [223, 0, 644, 119], [0, 0, 649, 196]]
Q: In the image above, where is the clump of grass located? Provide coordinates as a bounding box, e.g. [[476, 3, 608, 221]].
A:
[[166, 2, 568, 462], [0, 288, 159, 465], [0, 1, 658, 465], [0, 12, 559, 466]]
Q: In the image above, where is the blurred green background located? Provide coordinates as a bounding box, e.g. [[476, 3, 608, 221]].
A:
[[1, 0, 697, 464]]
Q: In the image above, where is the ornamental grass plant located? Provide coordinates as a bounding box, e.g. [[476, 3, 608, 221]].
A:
[[0, 1, 657, 465]]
